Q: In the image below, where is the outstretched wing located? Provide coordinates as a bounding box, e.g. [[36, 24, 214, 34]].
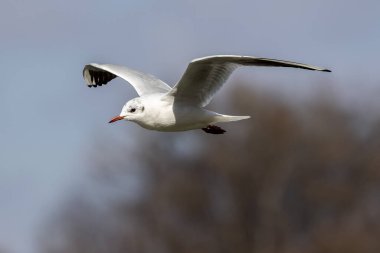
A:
[[168, 55, 331, 107], [83, 63, 171, 96]]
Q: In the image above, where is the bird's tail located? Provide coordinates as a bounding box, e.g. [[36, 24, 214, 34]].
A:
[[212, 114, 251, 123]]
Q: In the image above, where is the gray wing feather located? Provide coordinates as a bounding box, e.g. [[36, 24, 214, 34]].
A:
[[169, 55, 331, 107], [83, 63, 171, 96]]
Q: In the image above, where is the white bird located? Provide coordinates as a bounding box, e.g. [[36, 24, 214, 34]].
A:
[[83, 55, 330, 134]]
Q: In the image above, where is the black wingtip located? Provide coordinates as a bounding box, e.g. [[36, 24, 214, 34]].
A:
[[322, 69, 332, 72]]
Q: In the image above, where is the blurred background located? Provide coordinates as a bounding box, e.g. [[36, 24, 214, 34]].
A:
[[1, 0, 380, 252]]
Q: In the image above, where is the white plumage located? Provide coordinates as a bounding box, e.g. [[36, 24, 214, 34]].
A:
[[83, 55, 331, 134]]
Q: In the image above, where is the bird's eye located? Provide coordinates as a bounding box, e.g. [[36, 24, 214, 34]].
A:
[[130, 108, 136, 113]]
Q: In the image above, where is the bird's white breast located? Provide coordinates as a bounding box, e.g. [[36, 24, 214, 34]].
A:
[[135, 94, 176, 130], [135, 94, 214, 131]]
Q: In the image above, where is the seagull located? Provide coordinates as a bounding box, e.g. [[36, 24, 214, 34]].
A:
[[83, 55, 330, 134]]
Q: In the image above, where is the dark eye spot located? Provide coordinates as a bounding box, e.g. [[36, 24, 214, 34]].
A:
[[130, 108, 136, 113]]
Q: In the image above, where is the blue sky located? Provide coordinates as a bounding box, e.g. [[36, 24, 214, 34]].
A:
[[1, 0, 380, 252]]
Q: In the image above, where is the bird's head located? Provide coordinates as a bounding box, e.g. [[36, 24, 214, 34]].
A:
[[109, 98, 145, 123]]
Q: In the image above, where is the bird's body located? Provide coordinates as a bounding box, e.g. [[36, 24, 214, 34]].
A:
[[83, 55, 330, 134], [118, 93, 248, 132]]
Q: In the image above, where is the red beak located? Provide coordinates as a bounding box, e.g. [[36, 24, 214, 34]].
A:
[[109, 116, 125, 123]]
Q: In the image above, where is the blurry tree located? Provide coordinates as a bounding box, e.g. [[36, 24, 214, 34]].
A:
[[41, 83, 380, 253]]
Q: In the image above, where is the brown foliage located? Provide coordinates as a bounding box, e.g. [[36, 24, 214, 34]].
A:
[[41, 85, 380, 253]]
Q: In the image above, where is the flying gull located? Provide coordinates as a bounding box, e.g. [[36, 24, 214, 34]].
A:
[[83, 55, 330, 134]]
